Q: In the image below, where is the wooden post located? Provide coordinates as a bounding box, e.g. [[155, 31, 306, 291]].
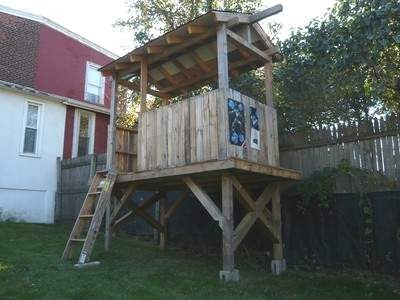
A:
[[264, 61, 274, 107], [159, 195, 166, 250], [220, 174, 239, 281], [217, 23, 229, 89], [106, 76, 118, 171], [270, 184, 286, 275], [54, 157, 62, 222], [140, 58, 148, 113], [105, 75, 118, 251]]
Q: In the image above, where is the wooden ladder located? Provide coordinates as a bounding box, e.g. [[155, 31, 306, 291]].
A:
[[62, 170, 117, 265]]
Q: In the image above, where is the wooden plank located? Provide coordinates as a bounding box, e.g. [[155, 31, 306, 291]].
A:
[[183, 176, 223, 228], [209, 90, 218, 160], [218, 89, 228, 160], [202, 92, 211, 161], [195, 94, 204, 162], [189, 96, 197, 163]]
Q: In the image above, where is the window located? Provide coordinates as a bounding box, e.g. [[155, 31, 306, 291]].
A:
[[72, 109, 95, 157], [22, 102, 42, 155], [85, 62, 104, 104]]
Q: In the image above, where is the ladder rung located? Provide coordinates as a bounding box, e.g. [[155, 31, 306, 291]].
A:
[[79, 214, 94, 218], [88, 191, 102, 195], [70, 238, 86, 242]]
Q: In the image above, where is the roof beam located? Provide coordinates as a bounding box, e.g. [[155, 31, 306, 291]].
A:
[[115, 62, 132, 70], [226, 29, 269, 62], [172, 60, 192, 79], [159, 55, 259, 94], [146, 46, 164, 54], [130, 54, 144, 62], [120, 31, 215, 78], [192, 52, 212, 72], [248, 4, 283, 24], [118, 79, 168, 99], [166, 35, 185, 44], [187, 25, 207, 35], [158, 66, 180, 85]]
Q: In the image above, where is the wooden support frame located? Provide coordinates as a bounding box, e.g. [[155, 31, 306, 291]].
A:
[[110, 183, 137, 220], [221, 174, 235, 272], [226, 29, 269, 62], [140, 58, 148, 113], [118, 79, 168, 99], [264, 61, 274, 107], [112, 191, 164, 230], [216, 23, 229, 89], [183, 176, 223, 228], [228, 175, 280, 250]]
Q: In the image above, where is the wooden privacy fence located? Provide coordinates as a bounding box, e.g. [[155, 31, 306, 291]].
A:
[[55, 154, 106, 220], [279, 114, 400, 185]]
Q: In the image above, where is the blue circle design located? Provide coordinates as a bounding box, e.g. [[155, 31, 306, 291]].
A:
[[239, 134, 244, 143], [231, 132, 238, 144], [228, 99, 235, 109]]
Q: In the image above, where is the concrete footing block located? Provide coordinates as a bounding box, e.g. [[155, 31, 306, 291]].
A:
[[219, 269, 240, 281], [271, 259, 286, 275]]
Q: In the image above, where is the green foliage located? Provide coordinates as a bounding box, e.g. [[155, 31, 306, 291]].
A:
[[275, 0, 400, 132], [297, 159, 394, 211], [295, 159, 397, 269]]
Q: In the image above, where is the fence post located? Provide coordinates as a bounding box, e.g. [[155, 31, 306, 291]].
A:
[[54, 157, 62, 222]]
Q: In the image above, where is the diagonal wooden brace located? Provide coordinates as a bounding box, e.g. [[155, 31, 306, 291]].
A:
[[125, 200, 165, 232], [183, 176, 223, 229], [112, 191, 164, 230], [110, 183, 137, 220], [228, 175, 280, 249]]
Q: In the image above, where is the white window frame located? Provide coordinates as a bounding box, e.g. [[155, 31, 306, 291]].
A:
[[19, 100, 45, 158], [72, 109, 96, 158], [84, 61, 105, 105]]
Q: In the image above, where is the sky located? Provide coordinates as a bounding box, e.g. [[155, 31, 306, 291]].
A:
[[0, 0, 336, 57]]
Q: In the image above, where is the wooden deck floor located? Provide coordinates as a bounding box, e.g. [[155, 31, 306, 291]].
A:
[[116, 158, 301, 190]]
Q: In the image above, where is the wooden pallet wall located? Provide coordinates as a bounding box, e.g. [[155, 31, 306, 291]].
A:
[[136, 88, 278, 172]]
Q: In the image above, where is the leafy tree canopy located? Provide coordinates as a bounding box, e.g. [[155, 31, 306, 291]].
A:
[[115, 0, 262, 45], [275, 0, 400, 131]]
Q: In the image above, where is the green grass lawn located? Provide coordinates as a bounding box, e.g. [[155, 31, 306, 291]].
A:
[[0, 222, 398, 300]]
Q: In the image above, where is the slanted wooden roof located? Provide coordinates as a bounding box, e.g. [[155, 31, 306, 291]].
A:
[[100, 5, 282, 98]]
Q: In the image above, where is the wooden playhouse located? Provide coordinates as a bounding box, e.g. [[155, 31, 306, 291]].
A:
[[62, 4, 301, 281]]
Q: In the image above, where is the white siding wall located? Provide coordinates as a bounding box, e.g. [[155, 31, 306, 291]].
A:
[[0, 89, 66, 223]]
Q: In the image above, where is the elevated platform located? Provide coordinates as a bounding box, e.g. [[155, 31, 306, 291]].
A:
[[117, 158, 301, 190]]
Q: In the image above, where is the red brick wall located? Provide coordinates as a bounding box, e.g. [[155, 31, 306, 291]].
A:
[[34, 25, 113, 108], [0, 12, 40, 87]]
